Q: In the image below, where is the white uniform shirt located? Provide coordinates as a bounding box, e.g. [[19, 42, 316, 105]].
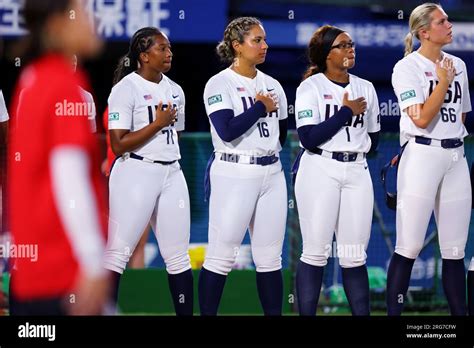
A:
[[295, 73, 380, 153], [392, 51, 471, 145], [0, 90, 9, 122], [203, 68, 288, 156], [108, 72, 185, 161]]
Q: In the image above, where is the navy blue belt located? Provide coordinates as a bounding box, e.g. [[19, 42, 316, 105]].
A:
[[130, 153, 177, 165], [414, 136, 463, 149], [219, 153, 279, 166], [313, 148, 364, 162]]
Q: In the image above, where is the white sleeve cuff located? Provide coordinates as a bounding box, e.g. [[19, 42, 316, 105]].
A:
[[50, 146, 106, 277]]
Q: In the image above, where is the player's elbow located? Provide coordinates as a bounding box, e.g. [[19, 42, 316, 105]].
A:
[[110, 142, 125, 157], [411, 117, 430, 129], [216, 129, 235, 143], [406, 104, 430, 129], [109, 130, 129, 156], [220, 134, 235, 143], [297, 127, 318, 151], [299, 137, 312, 151]]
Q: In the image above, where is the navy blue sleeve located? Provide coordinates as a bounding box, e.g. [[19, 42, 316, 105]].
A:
[[279, 118, 288, 147], [209, 101, 266, 142], [297, 106, 353, 152], [368, 131, 380, 154]]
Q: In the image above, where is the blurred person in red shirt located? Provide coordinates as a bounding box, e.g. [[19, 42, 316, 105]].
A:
[[8, 0, 109, 315]]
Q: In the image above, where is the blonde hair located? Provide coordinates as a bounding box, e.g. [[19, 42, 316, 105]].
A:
[[404, 3, 442, 56]]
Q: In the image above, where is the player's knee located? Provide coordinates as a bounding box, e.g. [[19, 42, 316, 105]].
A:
[[253, 254, 282, 272], [395, 244, 423, 260], [300, 253, 328, 267], [103, 249, 129, 274], [202, 243, 239, 275], [440, 245, 465, 260], [202, 258, 234, 275], [203, 246, 237, 275], [252, 245, 282, 272], [339, 257, 366, 268], [338, 244, 367, 268], [103, 239, 135, 273], [163, 251, 191, 274], [299, 243, 331, 267]]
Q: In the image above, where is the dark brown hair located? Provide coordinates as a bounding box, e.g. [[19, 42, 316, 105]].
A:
[[303, 25, 345, 80]]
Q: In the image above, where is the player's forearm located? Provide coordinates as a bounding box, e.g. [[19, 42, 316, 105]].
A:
[[411, 80, 449, 129], [210, 101, 266, 142], [298, 106, 352, 151], [111, 122, 165, 156]]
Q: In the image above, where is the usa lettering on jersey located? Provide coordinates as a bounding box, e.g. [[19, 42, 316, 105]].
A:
[[203, 68, 288, 156], [295, 73, 380, 153], [107, 72, 185, 161], [392, 51, 471, 143]]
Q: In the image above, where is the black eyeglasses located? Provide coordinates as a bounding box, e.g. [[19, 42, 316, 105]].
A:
[[330, 42, 356, 50]]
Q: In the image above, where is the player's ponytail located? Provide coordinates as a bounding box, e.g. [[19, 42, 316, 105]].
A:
[[216, 41, 234, 64], [113, 51, 139, 85], [217, 17, 262, 64], [303, 66, 321, 80], [113, 27, 163, 85], [405, 3, 443, 56], [303, 25, 344, 80], [404, 32, 414, 56]]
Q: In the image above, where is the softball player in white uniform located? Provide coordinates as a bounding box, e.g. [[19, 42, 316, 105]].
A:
[[294, 26, 380, 316], [103, 27, 193, 316], [387, 3, 472, 316], [199, 17, 288, 316]]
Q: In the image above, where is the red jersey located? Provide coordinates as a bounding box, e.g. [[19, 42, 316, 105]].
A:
[[8, 54, 107, 300]]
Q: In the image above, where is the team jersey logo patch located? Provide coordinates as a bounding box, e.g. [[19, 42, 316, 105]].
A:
[[400, 90, 416, 101], [208, 94, 222, 105], [424, 71, 433, 77], [324, 94, 333, 100], [298, 109, 313, 119], [237, 87, 245, 92], [143, 94, 153, 100], [109, 112, 120, 121]]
